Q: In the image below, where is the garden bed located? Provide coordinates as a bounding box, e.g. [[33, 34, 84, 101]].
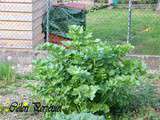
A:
[[0, 73, 159, 120]]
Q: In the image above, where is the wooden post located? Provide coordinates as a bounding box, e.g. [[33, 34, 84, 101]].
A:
[[0, 0, 47, 49]]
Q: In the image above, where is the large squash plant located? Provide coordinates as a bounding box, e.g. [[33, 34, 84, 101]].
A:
[[31, 26, 146, 118]]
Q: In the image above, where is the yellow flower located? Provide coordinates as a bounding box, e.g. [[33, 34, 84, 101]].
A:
[[143, 27, 151, 32], [5, 108, 10, 113], [23, 102, 28, 107]]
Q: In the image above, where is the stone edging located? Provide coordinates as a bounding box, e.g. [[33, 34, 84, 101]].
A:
[[128, 54, 160, 73], [0, 50, 159, 74]]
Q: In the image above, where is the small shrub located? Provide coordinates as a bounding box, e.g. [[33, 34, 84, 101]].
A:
[[140, 0, 158, 4], [31, 26, 147, 119], [110, 78, 157, 117], [117, 107, 160, 120], [0, 62, 15, 84]]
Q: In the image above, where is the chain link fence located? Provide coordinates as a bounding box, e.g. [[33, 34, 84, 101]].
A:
[[0, 0, 160, 55], [130, 3, 160, 55], [85, 1, 160, 55]]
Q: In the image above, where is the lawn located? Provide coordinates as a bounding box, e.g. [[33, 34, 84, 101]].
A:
[[87, 8, 160, 55]]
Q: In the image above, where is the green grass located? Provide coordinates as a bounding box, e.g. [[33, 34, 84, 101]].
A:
[[0, 62, 16, 87], [87, 8, 160, 55], [0, 62, 16, 96]]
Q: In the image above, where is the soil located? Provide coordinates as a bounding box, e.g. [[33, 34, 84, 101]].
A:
[[0, 80, 43, 120]]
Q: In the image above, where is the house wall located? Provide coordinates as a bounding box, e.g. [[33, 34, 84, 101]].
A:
[[0, 0, 47, 49], [32, 0, 47, 47]]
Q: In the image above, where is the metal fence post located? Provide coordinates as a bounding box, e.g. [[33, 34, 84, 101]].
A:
[[46, 0, 51, 42], [127, 0, 132, 43]]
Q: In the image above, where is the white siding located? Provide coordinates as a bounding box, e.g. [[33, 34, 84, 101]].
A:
[[0, 0, 47, 49]]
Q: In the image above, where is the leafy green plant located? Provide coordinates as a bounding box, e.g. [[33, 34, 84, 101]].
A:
[[51, 112, 106, 120], [0, 62, 15, 85], [31, 26, 147, 119]]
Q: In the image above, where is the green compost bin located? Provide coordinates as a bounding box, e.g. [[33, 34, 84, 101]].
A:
[[113, 0, 119, 5], [42, 5, 86, 38]]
